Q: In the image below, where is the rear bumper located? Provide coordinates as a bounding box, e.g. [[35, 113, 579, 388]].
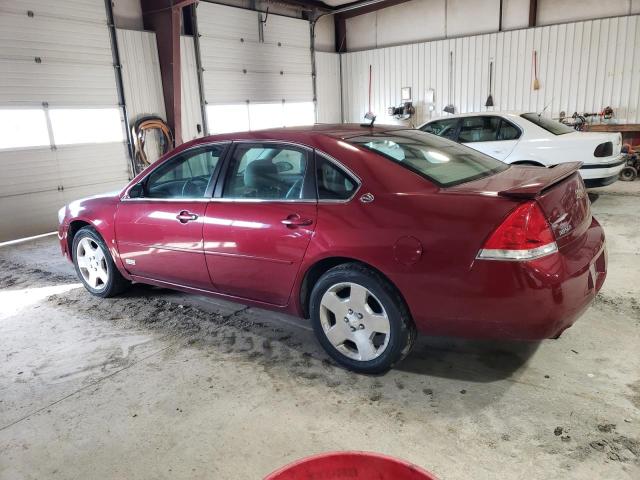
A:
[[579, 156, 625, 181], [584, 174, 619, 188], [409, 217, 606, 340]]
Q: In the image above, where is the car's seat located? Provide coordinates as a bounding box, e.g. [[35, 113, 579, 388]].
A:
[[244, 160, 282, 198]]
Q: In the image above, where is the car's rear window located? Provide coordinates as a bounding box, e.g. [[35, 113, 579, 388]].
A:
[[521, 113, 574, 135], [348, 130, 508, 187]]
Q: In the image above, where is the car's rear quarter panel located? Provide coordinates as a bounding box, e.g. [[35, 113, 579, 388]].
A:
[[295, 140, 528, 335]]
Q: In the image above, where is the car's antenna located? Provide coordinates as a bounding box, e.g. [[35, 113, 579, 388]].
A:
[[360, 112, 376, 128], [539, 99, 553, 117]]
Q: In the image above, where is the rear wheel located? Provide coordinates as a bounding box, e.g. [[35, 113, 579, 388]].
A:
[[619, 166, 637, 181], [309, 263, 416, 374], [72, 226, 130, 297]]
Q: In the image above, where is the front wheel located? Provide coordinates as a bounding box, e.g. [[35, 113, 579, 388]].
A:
[[309, 263, 416, 374], [72, 226, 130, 298]]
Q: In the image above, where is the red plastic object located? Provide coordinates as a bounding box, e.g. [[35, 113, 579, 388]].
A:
[[264, 451, 438, 480]]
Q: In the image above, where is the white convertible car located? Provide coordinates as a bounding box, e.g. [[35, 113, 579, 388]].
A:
[[419, 112, 624, 187]]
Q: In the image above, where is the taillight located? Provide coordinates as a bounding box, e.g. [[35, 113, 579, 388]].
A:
[[477, 201, 558, 261], [594, 141, 613, 157]]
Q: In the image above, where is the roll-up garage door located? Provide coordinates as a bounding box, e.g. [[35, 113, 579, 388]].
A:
[[196, 3, 314, 133], [0, 0, 130, 242]]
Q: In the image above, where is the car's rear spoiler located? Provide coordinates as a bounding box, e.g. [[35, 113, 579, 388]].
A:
[[498, 162, 583, 199]]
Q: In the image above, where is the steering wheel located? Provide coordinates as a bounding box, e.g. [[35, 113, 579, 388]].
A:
[[285, 179, 304, 199], [181, 177, 209, 197]]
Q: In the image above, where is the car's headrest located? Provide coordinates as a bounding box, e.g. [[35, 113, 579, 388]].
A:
[[244, 159, 278, 189]]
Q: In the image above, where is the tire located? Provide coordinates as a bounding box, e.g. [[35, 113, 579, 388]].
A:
[[619, 166, 637, 182], [309, 263, 416, 374], [72, 226, 130, 298]]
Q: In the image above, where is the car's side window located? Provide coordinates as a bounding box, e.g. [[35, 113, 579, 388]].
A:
[[316, 156, 358, 201], [421, 118, 459, 140], [458, 116, 501, 143], [498, 120, 521, 140], [222, 144, 312, 200], [145, 145, 225, 199]]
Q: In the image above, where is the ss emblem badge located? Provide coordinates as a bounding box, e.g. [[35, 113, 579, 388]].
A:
[[359, 193, 375, 203]]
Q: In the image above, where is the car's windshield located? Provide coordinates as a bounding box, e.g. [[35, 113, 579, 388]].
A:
[[521, 113, 574, 135], [348, 130, 508, 187]]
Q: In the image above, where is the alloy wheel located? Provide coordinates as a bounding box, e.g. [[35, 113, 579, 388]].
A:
[[319, 282, 391, 361], [76, 237, 109, 291]]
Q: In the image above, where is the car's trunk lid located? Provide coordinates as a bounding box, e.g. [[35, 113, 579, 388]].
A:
[[447, 162, 592, 248]]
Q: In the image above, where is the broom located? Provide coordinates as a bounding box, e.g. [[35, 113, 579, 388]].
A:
[[485, 61, 494, 107], [533, 50, 540, 90], [443, 51, 455, 114], [361, 65, 376, 127]]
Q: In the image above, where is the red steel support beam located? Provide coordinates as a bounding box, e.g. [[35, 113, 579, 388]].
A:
[[141, 1, 197, 145], [529, 0, 537, 27], [335, 14, 347, 53]]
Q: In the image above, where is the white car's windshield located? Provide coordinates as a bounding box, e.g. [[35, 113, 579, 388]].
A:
[[521, 113, 574, 135]]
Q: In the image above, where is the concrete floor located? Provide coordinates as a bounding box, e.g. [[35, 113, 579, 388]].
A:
[[1, 183, 639, 480]]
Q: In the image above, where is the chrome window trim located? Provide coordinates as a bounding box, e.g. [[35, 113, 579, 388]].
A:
[[121, 140, 230, 201], [314, 150, 362, 204], [210, 197, 317, 204], [228, 139, 314, 152], [118, 197, 317, 204], [120, 197, 214, 203]]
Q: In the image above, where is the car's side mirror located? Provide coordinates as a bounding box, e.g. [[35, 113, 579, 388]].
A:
[[127, 183, 144, 199]]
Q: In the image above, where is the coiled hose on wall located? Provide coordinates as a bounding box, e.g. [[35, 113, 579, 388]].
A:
[[131, 116, 174, 172]]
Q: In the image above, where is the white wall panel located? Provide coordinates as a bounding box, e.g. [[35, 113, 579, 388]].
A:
[[0, 61, 118, 107], [345, 0, 640, 51], [315, 52, 342, 123], [341, 15, 640, 126], [0, 1, 116, 107], [538, 0, 639, 26], [55, 143, 130, 190], [0, 191, 64, 242], [180, 36, 204, 141], [314, 15, 336, 53], [446, 0, 500, 37], [0, 143, 129, 242], [0, 0, 108, 24], [0, 148, 60, 198], [116, 31, 204, 143], [117, 29, 166, 123], [197, 2, 312, 104], [0, 0, 129, 241], [0, 12, 113, 65]]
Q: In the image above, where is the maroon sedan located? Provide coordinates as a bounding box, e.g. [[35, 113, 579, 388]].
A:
[[58, 125, 606, 373]]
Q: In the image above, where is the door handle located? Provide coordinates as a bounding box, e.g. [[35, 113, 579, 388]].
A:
[[281, 214, 313, 227], [176, 211, 198, 223]]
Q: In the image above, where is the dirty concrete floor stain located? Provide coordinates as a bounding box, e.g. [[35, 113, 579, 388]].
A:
[[0, 187, 639, 480]]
